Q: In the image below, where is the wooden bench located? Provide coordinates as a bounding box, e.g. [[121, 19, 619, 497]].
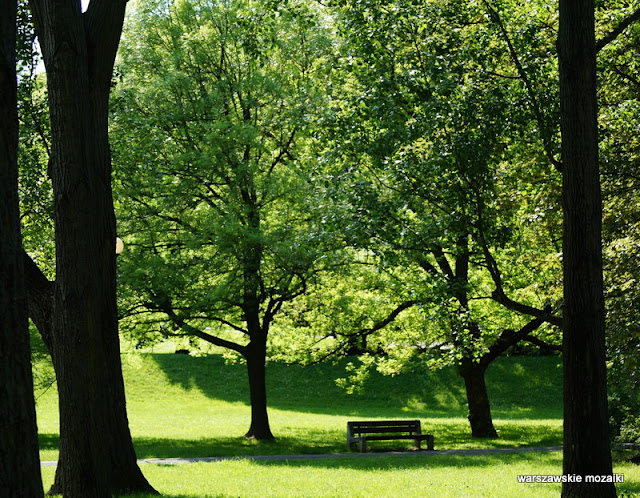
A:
[[346, 420, 434, 452]]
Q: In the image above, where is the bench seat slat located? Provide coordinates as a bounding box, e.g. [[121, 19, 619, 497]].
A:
[[357, 434, 431, 441], [349, 420, 419, 427], [350, 427, 420, 434]]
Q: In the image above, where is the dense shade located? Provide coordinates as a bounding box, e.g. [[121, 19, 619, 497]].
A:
[[0, 0, 43, 495], [558, 0, 615, 495]]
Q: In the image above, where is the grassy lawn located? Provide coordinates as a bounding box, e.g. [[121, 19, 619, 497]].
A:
[[35, 353, 640, 496]]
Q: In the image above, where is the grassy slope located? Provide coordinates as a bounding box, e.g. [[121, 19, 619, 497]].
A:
[[35, 353, 640, 496], [36, 353, 565, 462]]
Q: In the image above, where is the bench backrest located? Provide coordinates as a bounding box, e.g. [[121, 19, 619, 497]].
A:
[[347, 420, 422, 436]]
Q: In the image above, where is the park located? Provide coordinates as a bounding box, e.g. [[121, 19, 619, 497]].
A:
[[32, 347, 638, 496], [2, 0, 640, 496]]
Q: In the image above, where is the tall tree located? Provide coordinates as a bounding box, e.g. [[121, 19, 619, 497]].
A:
[[25, 0, 156, 494], [558, 0, 615, 495], [112, 0, 337, 440], [326, 0, 562, 437], [0, 0, 43, 495]]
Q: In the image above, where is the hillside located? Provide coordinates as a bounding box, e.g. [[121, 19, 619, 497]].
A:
[[35, 353, 563, 461]]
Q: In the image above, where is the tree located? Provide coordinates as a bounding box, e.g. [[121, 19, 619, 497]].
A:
[[112, 0, 338, 440], [598, 4, 640, 450], [558, 1, 640, 495], [0, 0, 43, 495], [325, 0, 562, 437], [24, 0, 156, 494]]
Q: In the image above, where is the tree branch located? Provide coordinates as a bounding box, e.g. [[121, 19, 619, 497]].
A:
[[483, 308, 549, 365], [522, 333, 562, 353], [156, 302, 247, 355], [481, 0, 562, 172], [478, 230, 563, 327], [301, 300, 419, 366], [22, 250, 54, 353], [352, 300, 418, 338], [596, 8, 640, 53], [491, 287, 562, 328]]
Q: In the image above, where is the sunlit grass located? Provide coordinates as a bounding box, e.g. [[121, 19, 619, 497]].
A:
[[36, 353, 563, 463], [40, 453, 640, 497], [36, 353, 640, 496]]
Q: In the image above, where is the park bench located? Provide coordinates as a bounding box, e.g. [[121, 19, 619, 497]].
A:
[[346, 419, 434, 452]]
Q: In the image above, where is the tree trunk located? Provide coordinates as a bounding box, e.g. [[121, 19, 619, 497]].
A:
[[558, 0, 615, 496], [27, 1, 157, 495], [0, 2, 43, 494], [239, 177, 274, 440], [458, 359, 498, 438], [24, 245, 155, 496], [244, 339, 274, 440]]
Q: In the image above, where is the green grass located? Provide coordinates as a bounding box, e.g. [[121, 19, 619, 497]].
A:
[[40, 453, 640, 497], [36, 353, 564, 462], [35, 352, 638, 496]]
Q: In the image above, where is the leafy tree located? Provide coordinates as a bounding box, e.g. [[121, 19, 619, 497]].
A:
[[23, 0, 157, 494], [112, 0, 338, 440], [0, 0, 43, 494], [598, 3, 640, 448], [324, 0, 562, 437], [16, 1, 53, 275]]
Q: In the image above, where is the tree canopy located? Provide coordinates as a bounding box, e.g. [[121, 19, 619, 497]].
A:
[[10, 0, 640, 490]]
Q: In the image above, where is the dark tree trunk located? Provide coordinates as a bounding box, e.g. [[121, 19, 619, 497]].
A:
[[27, 1, 156, 495], [36, 3, 112, 493], [449, 244, 499, 439], [244, 337, 274, 440], [24, 231, 154, 496], [0, 2, 43, 495], [558, 0, 615, 496], [458, 359, 498, 438], [239, 177, 274, 440]]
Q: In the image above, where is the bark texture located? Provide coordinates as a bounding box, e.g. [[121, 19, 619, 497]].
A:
[[26, 0, 156, 495], [0, 1, 43, 494], [558, 0, 615, 495], [245, 339, 274, 440], [458, 360, 498, 438]]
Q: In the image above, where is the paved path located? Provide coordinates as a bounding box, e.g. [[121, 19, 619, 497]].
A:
[[41, 446, 563, 467]]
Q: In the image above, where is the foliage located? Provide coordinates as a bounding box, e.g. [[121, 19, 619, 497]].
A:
[[16, 0, 54, 275], [311, 0, 564, 393], [598, 2, 640, 444], [112, 0, 340, 348]]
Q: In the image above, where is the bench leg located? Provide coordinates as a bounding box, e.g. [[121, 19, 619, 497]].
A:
[[359, 439, 366, 452], [427, 435, 434, 451]]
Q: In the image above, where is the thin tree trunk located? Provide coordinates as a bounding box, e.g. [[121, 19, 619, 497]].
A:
[[558, 0, 615, 495], [0, 1, 43, 494], [244, 339, 274, 440]]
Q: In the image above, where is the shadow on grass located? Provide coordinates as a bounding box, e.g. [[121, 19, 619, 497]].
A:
[[246, 451, 564, 470], [148, 354, 562, 420], [39, 418, 562, 460], [130, 419, 562, 460], [39, 433, 59, 450], [148, 353, 469, 419], [132, 435, 344, 459]]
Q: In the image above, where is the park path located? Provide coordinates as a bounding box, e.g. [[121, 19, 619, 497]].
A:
[[40, 446, 563, 467]]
